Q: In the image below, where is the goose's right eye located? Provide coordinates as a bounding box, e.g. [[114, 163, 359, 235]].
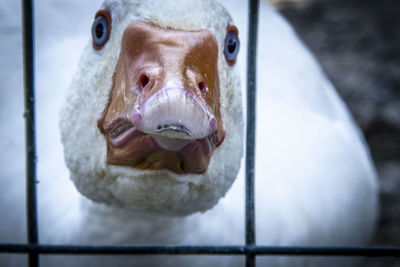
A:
[[92, 10, 112, 50]]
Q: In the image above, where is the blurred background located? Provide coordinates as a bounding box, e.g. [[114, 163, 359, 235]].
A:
[[270, 0, 400, 245], [270, 0, 400, 265], [0, 0, 398, 266]]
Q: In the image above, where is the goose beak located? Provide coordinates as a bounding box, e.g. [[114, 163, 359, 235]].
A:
[[131, 81, 218, 142], [97, 21, 225, 174]]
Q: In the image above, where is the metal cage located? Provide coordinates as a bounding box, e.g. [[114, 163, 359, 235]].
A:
[[1, 0, 399, 266]]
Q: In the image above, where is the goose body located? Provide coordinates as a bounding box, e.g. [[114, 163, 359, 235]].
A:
[[0, 0, 378, 266]]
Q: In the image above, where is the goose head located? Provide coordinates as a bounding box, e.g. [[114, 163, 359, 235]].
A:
[[60, 0, 243, 216]]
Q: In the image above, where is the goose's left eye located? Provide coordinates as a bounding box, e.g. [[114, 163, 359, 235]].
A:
[[224, 25, 240, 66], [92, 10, 111, 50]]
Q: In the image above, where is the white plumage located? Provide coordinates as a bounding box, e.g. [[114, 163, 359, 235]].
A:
[[0, 0, 378, 266]]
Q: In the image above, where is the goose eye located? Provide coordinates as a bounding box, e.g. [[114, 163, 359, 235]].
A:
[[224, 25, 240, 66], [92, 10, 111, 50]]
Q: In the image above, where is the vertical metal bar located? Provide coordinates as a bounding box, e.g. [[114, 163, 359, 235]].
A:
[[22, 0, 39, 266], [245, 0, 259, 266]]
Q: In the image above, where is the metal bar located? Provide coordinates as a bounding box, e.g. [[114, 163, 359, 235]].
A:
[[1, 244, 399, 257], [245, 0, 260, 266], [22, 0, 39, 266]]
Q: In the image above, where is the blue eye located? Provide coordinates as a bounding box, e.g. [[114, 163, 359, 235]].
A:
[[92, 12, 111, 49], [224, 30, 240, 65]]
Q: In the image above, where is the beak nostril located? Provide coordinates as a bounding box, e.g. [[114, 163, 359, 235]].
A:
[[198, 81, 206, 92], [139, 74, 150, 89]]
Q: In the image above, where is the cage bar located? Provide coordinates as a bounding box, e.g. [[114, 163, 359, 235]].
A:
[[22, 0, 39, 266], [1, 244, 399, 257], [245, 0, 260, 266]]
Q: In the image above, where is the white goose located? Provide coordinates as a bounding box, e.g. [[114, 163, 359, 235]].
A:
[[1, 0, 378, 267]]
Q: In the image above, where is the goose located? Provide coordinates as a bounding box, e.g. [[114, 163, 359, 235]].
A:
[[0, 0, 378, 266]]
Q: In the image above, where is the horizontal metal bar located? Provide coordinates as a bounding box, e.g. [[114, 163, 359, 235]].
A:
[[0, 244, 399, 257]]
